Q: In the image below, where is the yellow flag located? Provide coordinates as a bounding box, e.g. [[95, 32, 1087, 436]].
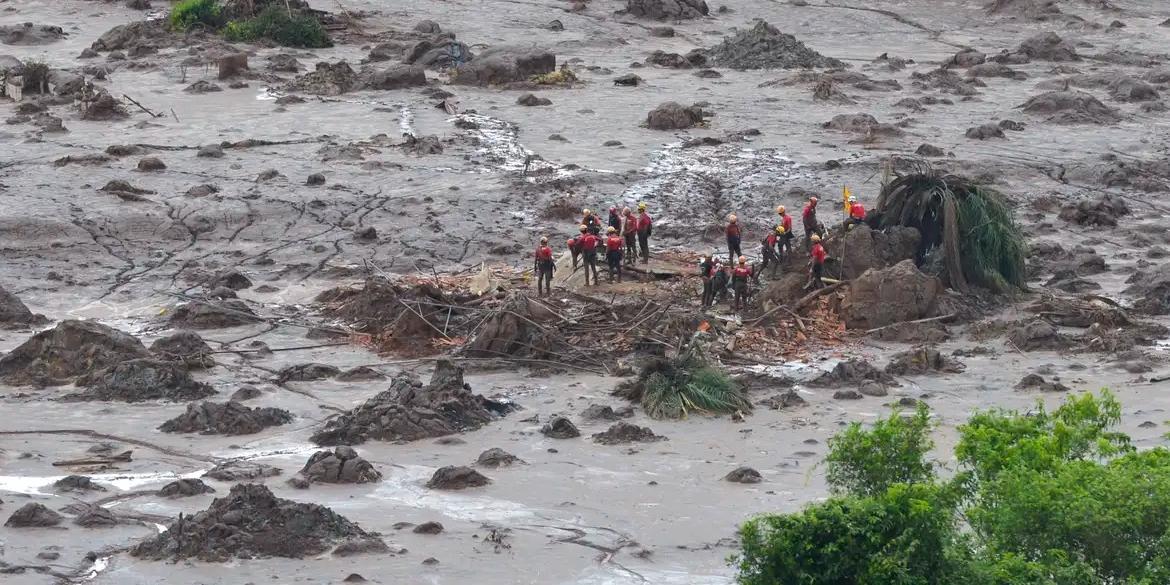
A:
[[843, 186, 851, 214]]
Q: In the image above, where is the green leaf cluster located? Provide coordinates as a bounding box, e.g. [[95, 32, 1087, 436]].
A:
[[222, 5, 332, 49]]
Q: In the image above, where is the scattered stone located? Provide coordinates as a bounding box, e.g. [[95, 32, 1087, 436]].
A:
[[75, 506, 118, 528], [1016, 32, 1079, 62], [202, 460, 281, 481], [1007, 319, 1075, 351], [336, 366, 385, 382], [0, 319, 151, 386], [476, 447, 524, 468], [278, 363, 341, 383], [54, 475, 106, 493], [517, 93, 552, 106], [310, 360, 513, 445], [218, 53, 249, 79], [724, 466, 762, 484], [885, 346, 966, 375], [158, 479, 215, 498], [810, 358, 897, 387], [5, 503, 63, 527], [184, 80, 222, 94], [132, 484, 371, 561], [414, 521, 444, 534], [833, 389, 864, 400], [708, 21, 844, 70], [1016, 373, 1070, 392], [840, 260, 943, 330], [1019, 90, 1120, 124], [916, 143, 946, 157], [451, 48, 555, 86], [267, 54, 300, 72], [541, 415, 580, 439], [196, 143, 224, 158], [0, 284, 48, 328], [646, 101, 705, 130], [614, 73, 642, 86], [150, 330, 214, 369], [626, 0, 709, 20], [169, 299, 261, 329], [1058, 194, 1129, 227], [966, 123, 1006, 140], [592, 422, 666, 445], [427, 465, 490, 490], [159, 401, 293, 435], [293, 447, 382, 485], [581, 404, 633, 421], [758, 389, 806, 409]]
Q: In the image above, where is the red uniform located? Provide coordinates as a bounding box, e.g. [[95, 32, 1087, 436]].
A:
[[811, 243, 827, 265], [780, 214, 793, 233], [849, 202, 866, 220], [581, 234, 600, 252], [638, 212, 653, 231], [733, 265, 752, 279], [535, 246, 553, 261], [605, 235, 623, 251], [726, 222, 741, 238], [765, 233, 778, 247], [623, 213, 638, 235], [802, 204, 816, 223]]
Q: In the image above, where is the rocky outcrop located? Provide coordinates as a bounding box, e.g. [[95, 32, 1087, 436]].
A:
[[158, 401, 293, 435], [839, 260, 942, 330], [0, 320, 151, 386], [5, 503, 63, 527], [71, 358, 215, 402], [450, 47, 555, 86], [150, 330, 215, 369], [292, 447, 382, 486], [646, 102, 705, 130], [427, 465, 490, 490]]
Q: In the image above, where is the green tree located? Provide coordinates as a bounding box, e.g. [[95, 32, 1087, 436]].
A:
[[824, 403, 934, 496]]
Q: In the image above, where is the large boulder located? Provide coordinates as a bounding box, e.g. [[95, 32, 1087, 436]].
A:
[[292, 447, 382, 486], [159, 401, 293, 434], [830, 225, 920, 280], [1015, 32, 1079, 62], [169, 300, 261, 329], [1125, 263, 1170, 315], [150, 330, 214, 369], [0, 319, 151, 386], [0, 284, 47, 328], [426, 465, 490, 490], [626, 0, 709, 20], [404, 38, 473, 70], [450, 47, 555, 86], [839, 260, 942, 330], [364, 65, 427, 90], [646, 102, 705, 130], [5, 503, 63, 527]]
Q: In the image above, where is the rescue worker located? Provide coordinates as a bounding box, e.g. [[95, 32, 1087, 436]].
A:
[[582, 209, 601, 235], [580, 225, 601, 285], [608, 207, 622, 232], [637, 202, 652, 263], [760, 226, 783, 278], [732, 256, 753, 311], [605, 226, 624, 283], [534, 237, 556, 297], [622, 207, 638, 265], [802, 197, 824, 250], [726, 214, 743, 264], [776, 205, 794, 257], [808, 233, 827, 290], [845, 195, 866, 229], [711, 260, 730, 304], [567, 225, 587, 269], [699, 253, 716, 308]]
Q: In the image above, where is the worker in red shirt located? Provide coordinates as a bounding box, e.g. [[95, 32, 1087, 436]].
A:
[[802, 197, 824, 250], [845, 195, 866, 229], [604, 226, 625, 283], [725, 214, 742, 264], [582, 209, 601, 235], [776, 205, 794, 257], [732, 256, 753, 311], [622, 207, 638, 265], [580, 226, 601, 286], [637, 202, 652, 263], [534, 237, 556, 297], [566, 225, 587, 269], [808, 233, 827, 290], [760, 226, 783, 278]]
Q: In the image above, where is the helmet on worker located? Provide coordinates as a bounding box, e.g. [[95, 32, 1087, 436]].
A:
[[738, 256, 747, 264], [729, 214, 737, 222], [811, 234, 822, 242], [607, 226, 617, 233], [776, 205, 786, 214], [637, 202, 647, 211], [540, 236, 548, 244], [809, 197, 818, 205], [776, 225, 786, 234], [578, 224, 587, 232]]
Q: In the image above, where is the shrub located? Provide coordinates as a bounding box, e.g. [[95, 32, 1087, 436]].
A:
[[824, 403, 934, 496], [223, 5, 331, 48], [170, 0, 224, 31], [20, 60, 51, 93]]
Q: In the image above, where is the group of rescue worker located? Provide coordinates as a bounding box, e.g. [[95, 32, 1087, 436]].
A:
[[533, 194, 868, 309]]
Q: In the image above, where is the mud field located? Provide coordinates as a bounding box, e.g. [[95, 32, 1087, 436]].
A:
[[2, 0, 1170, 583]]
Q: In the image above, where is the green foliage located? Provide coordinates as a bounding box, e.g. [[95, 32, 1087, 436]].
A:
[[627, 338, 750, 419], [825, 404, 935, 496], [222, 5, 331, 48], [734, 391, 1170, 585], [169, 0, 224, 31], [20, 59, 51, 92], [958, 186, 1028, 292]]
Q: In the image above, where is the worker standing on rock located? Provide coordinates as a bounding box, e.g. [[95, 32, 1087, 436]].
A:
[[776, 205, 794, 256], [732, 256, 753, 311], [534, 237, 556, 297], [605, 226, 624, 283], [581, 226, 601, 286], [583, 209, 601, 235], [808, 233, 827, 290], [760, 226, 783, 278], [608, 207, 622, 232], [622, 207, 638, 265], [567, 225, 586, 269], [845, 195, 866, 229], [726, 214, 743, 263], [700, 253, 716, 308], [637, 202, 652, 263], [802, 197, 823, 249]]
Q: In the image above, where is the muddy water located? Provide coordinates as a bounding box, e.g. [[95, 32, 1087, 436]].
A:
[[2, 0, 1170, 583]]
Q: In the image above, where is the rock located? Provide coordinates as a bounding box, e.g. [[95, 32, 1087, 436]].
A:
[[185, 80, 222, 94], [310, 360, 513, 445], [646, 50, 704, 69], [0, 284, 47, 328], [831, 225, 920, 280], [336, 366, 385, 382], [169, 299, 261, 329], [1007, 319, 1075, 351], [885, 346, 966, 375], [758, 389, 806, 409], [404, 38, 473, 70], [54, 475, 106, 493], [150, 330, 214, 369], [546, 19, 564, 31], [833, 389, 864, 400], [1015, 373, 1070, 392], [197, 143, 224, 158], [158, 478, 215, 498], [998, 119, 1026, 131], [592, 422, 666, 445], [413, 521, 444, 534], [1016, 32, 1079, 62], [132, 484, 371, 561], [218, 53, 249, 79], [344, 574, 368, 582], [68, 358, 215, 402], [916, 143, 945, 157], [294, 447, 382, 485], [206, 270, 252, 290], [75, 507, 118, 528], [581, 404, 631, 421], [451, 47, 555, 86], [646, 101, 705, 130], [231, 385, 262, 401], [354, 226, 378, 241], [476, 447, 524, 468], [267, 54, 300, 72], [810, 358, 896, 387], [332, 537, 392, 557], [159, 401, 292, 435], [1058, 194, 1129, 227], [5, 503, 63, 528], [0, 319, 151, 386], [966, 123, 1006, 140], [626, 0, 708, 20], [840, 260, 942, 330], [1124, 263, 1170, 315], [1019, 91, 1120, 124], [306, 173, 326, 186], [541, 415, 580, 439], [613, 73, 642, 86], [278, 363, 341, 382], [36, 551, 61, 560], [202, 460, 281, 482], [402, 134, 444, 155], [695, 68, 722, 78], [414, 20, 442, 33], [517, 93, 552, 106], [426, 465, 490, 490], [650, 26, 675, 37], [287, 61, 360, 96], [365, 65, 427, 90], [724, 466, 762, 484], [823, 113, 903, 139], [0, 23, 66, 46], [949, 48, 986, 67], [708, 21, 844, 70], [79, 93, 129, 121], [858, 381, 889, 397], [136, 156, 166, 172], [186, 184, 219, 197]]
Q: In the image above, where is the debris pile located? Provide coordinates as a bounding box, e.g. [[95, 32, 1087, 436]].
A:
[[884, 346, 966, 375], [169, 299, 261, 329], [1019, 91, 1121, 124], [310, 360, 513, 445], [541, 415, 581, 438], [150, 330, 215, 369], [626, 0, 709, 20], [5, 503, 63, 528], [840, 261, 942, 330], [592, 422, 667, 445], [71, 358, 216, 402], [450, 47, 556, 86], [809, 358, 896, 387], [291, 447, 382, 486], [0, 319, 151, 386], [158, 401, 293, 435], [707, 21, 844, 70], [132, 484, 373, 561]]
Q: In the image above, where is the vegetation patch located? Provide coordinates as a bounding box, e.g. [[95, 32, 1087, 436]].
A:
[[223, 5, 331, 48]]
